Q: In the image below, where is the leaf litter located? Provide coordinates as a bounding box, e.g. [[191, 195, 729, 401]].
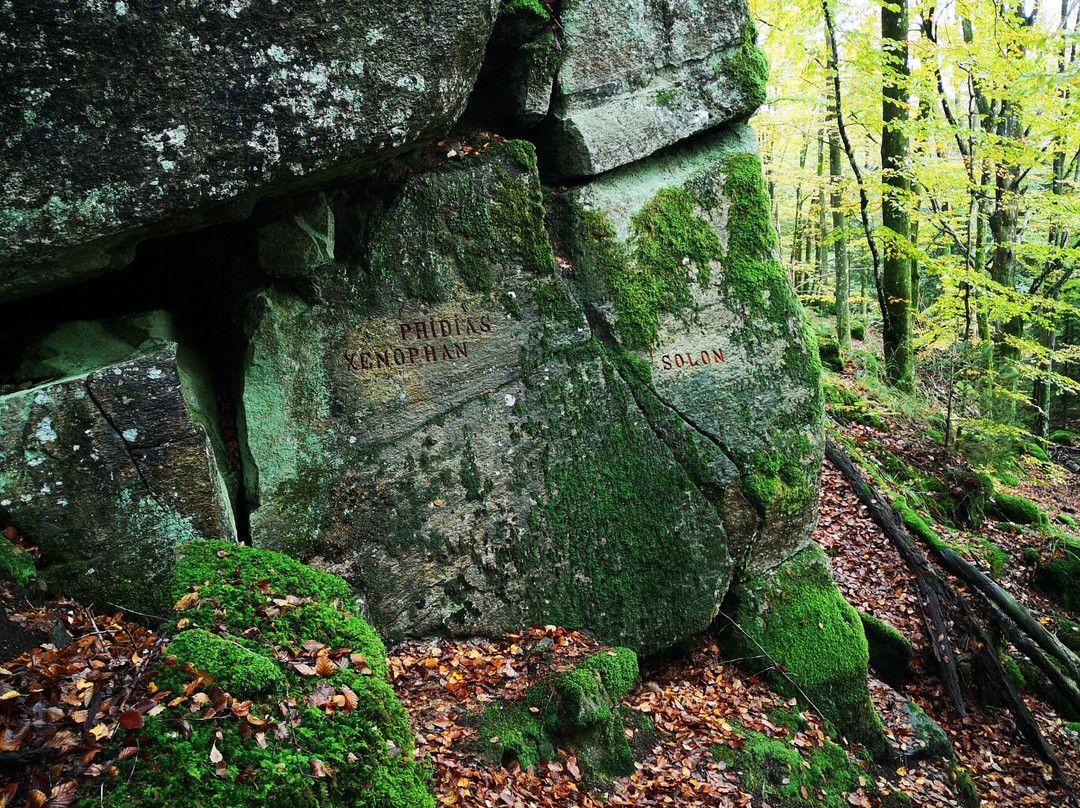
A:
[[1, 407, 1079, 806]]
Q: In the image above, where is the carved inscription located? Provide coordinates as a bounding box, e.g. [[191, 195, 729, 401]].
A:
[[345, 315, 493, 371], [659, 349, 725, 370]]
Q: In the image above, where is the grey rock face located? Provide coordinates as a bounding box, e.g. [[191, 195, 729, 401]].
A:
[[241, 142, 739, 653], [0, 0, 499, 302], [490, 0, 768, 178], [0, 345, 235, 613], [240, 137, 820, 653], [566, 124, 822, 571]]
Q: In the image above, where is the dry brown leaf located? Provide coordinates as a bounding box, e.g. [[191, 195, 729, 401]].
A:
[[173, 592, 200, 611]]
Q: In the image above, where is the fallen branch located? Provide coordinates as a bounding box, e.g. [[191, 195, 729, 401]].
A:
[[825, 437, 1075, 789], [936, 546, 1080, 679], [824, 438, 965, 715]]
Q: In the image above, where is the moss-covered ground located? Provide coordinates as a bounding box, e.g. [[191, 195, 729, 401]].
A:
[[82, 541, 432, 808], [722, 545, 891, 761]]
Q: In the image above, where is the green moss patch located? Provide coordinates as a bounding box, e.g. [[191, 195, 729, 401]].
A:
[[1058, 619, 1080, 656], [987, 492, 1046, 526], [597, 187, 723, 349], [172, 540, 387, 678], [366, 140, 555, 303], [723, 545, 890, 760], [477, 649, 638, 784], [711, 727, 869, 808], [719, 152, 793, 312], [86, 541, 431, 808], [1035, 540, 1080, 615], [161, 628, 287, 698], [742, 436, 815, 516], [0, 535, 36, 590]]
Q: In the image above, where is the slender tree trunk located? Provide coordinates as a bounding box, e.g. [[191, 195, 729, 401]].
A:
[[1031, 325, 1055, 440], [881, 0, 914, 390], [988, 104, 1024, 364], [791, 138, 811, 287], [829, 112, 850, 351], [817, 127, 828, 289]]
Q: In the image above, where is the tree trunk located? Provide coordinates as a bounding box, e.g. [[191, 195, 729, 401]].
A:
[[817, 127, 828, 288], [988, 103, 1024, 365], [881, 0, 913, 390], [829, 110, 850, 351]]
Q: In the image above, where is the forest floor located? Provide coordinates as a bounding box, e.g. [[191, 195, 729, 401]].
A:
[[1, 364, 1079, 807], [383, 394, 1080, 808]]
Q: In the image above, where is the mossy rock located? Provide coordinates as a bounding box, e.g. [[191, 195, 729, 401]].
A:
[[723, 545, 890, 760], [161, 628, 287, 698], [818, 337, 843, 371], [987, 493, 1046, 526], [84, 541, 433, 808], [172, 540, 387, 678], [1023, 442, 1050, 463], [477, 648, 638, 783], [1035, 542, 1080, 615], [711, 728, 872, 808], [0, 346, 236, 614], [1058, 619, 1080, 656], [1049, 430, 1076, 446], [903, 702, 953, 761], [858, 611, 912, 688], [850, 321, 865, 341]]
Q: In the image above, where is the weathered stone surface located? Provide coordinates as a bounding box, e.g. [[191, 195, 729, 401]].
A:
[[13, 311, 178, 385], [242, 135, 820, 653], [490, 0, 768, 178], [563, 124, 822, 571], [0, 345, 235, 612], [242, 142, 738, 653], [0, 0, 499, 302]]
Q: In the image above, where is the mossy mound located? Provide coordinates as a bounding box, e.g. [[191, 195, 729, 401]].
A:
[[83, 541, 432, 808], [171, 539, 388, 678], [711, 724, 871, 808], [1058, 619, 1080, 656], [723, 545, 890, 760], [1035, 540, 1080, 615], [161, 628, 287, 698], [858, 611, 912, 689], [1050, 430, 1076, 446], [477, 648, 638, 783], [818, 337, 843, 371], [987, 493, 1046, 526]]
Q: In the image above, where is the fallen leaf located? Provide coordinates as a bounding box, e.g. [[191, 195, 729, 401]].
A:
[[173, 592, 200, 611]]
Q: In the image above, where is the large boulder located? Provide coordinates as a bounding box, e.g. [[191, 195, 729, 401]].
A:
[[0, 342, 235, 613], [558, 124, 822, 571], [241, 135, 821, 653], [480, 0, 767, 178], [0, 0, 499, 302]]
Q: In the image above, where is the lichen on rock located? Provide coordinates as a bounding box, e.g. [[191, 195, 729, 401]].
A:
[[0, 343, 236, 614]]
